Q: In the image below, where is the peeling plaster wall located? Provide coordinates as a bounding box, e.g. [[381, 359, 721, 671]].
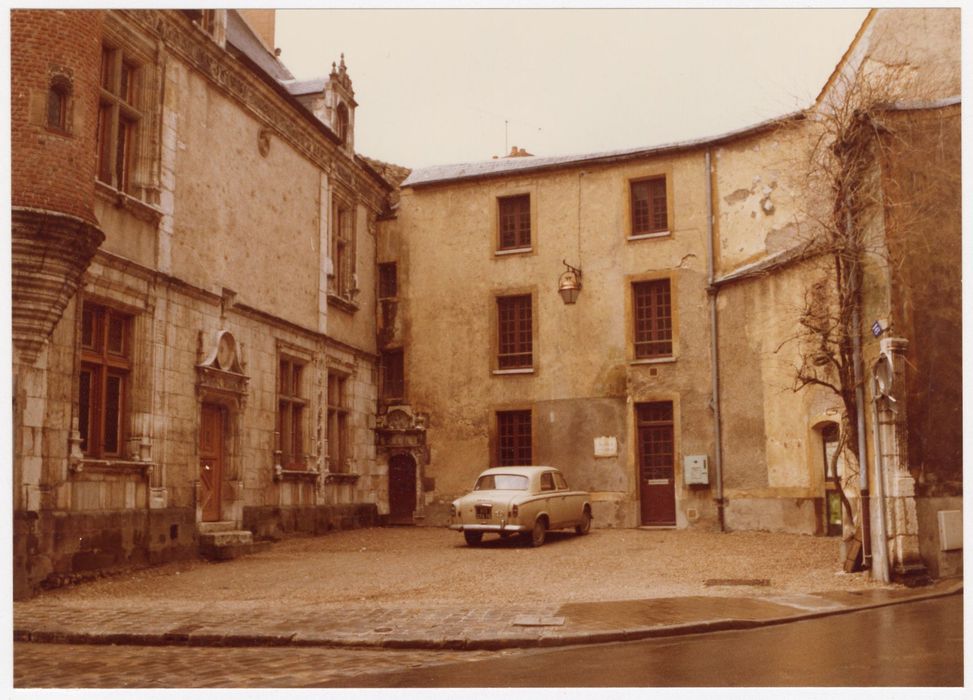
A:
[[712, 122, 814, 274]]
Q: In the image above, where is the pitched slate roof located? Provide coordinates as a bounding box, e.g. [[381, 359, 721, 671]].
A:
[[402, 111, 805, 189]]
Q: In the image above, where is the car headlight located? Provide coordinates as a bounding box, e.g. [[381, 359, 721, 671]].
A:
[[450, 503, 457, 516], [509, 504, 518, 518]]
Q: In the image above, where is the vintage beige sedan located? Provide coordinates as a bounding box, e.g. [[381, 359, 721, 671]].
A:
[[449, 466, 592, 547]]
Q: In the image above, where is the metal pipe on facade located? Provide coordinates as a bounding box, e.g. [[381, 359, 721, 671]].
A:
[[704, 150, 725, 531]]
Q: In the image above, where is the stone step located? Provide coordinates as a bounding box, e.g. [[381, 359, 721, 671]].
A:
[[196, 521, 238, 534], [199, 530, 253, 547], [198, 529, 259, 562]]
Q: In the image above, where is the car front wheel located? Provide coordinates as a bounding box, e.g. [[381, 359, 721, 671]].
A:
[[575, 509, 591, 535], [530, 518, 547, 547], [464, 531, 483, 546]]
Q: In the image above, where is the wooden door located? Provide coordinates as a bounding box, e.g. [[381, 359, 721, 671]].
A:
[[637, 402, 676, 526], [199, 403, 224, 522], [388, 454, 417, 525]]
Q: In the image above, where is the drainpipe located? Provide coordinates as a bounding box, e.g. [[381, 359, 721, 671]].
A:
[[869, 376, 890, 582], [705, 150, 725, 531]]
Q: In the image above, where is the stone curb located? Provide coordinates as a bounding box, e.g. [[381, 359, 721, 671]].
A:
[[14, 582, 962, 651]]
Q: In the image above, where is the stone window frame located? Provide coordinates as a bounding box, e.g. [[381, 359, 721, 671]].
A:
[[70, 281, 155, 473], [276, 348, 311, 471], [497, 193, 532, 252], [95, 18, 162, 204], [328, 188, 359, 310], [494, 293, 534, 372], [326, 365, 353, 473], [46, 72, 72, 134], [629, 275, 677, 362], [78, 302, 133, 459], [625, 169, 673, 242]]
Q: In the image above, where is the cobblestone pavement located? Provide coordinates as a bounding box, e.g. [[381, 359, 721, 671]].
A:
[[13, 527, 961, 688], [14, 642, 502, 688]]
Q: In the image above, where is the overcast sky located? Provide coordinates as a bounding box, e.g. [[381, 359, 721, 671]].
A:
[[275, 8, 868, 169]]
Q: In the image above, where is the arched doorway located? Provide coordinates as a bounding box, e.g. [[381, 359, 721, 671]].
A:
[[388, 453, 417, 525]]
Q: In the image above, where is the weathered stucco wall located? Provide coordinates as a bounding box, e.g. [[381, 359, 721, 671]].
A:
[[399, 151, 717, 528]]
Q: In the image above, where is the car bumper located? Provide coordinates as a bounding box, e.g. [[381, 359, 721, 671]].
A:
[[449, 522, 528, 533]]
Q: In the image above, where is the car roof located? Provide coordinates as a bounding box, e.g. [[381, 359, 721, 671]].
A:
[[478, 466, 559, 477]]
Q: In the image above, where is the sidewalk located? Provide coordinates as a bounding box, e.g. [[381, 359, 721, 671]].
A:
[[14, 579, 961, 651]]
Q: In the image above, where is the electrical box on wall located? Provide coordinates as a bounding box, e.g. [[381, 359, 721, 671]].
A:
[[684, 455, 709, 485]]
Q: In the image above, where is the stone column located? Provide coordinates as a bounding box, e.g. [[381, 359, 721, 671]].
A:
[[876, 337, 927, 582]]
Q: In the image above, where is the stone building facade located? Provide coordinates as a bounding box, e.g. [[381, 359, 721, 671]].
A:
[[381, 8, 961, 581], [12, 8, 961, 595], [12, 9, 397, 597]]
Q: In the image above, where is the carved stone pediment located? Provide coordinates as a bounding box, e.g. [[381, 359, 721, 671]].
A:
[[196, 330, 249, 399], [375, 405, 427, 433], [375, 405, 428, 456]]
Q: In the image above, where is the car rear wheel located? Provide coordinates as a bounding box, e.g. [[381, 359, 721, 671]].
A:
[[530, 518, 547, 547], [464, 531, 483, 546], [575, 508, 591, 535]]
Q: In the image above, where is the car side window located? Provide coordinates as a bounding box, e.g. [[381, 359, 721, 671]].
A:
[[540, 472, 555, 491], [553, 472, 568, 490]]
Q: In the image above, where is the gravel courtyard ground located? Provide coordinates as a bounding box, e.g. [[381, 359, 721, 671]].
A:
[[33, 526, 894, 609]]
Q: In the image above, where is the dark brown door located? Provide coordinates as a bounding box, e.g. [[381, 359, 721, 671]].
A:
[[637, 402, 676, 526], [200, 403, 224, 522], [388, 454, 416, 525]]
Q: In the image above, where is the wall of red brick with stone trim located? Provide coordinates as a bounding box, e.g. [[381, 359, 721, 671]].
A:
[[10, 9, 103, 224]]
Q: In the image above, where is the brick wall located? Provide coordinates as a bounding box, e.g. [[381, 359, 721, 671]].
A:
[[11, 10, 103, 224]]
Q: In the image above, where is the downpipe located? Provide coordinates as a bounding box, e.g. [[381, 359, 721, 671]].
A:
[[705, 150, 726, 531]]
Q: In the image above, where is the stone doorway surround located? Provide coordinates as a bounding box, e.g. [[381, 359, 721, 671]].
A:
[[375, 405, 429, 524], [194, 329, 249, 528]]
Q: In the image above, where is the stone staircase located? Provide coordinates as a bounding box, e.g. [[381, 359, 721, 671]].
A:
[[197, 521, 266, 561]]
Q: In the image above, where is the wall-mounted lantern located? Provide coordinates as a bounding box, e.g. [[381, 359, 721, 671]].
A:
[[558, 260, 583, 305]]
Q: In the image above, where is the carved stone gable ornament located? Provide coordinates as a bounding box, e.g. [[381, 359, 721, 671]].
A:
[[196, 330, 249, 400], [199, 329, 244, 373]]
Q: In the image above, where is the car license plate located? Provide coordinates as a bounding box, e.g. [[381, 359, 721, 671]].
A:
[[475, 505, 492, 519]]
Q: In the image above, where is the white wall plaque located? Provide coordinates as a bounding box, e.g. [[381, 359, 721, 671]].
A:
[[594, 436, 618, 458]]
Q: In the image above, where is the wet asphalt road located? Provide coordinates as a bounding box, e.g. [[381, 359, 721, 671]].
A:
[[327, 595, 963, 687]]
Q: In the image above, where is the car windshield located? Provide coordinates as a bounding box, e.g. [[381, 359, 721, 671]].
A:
[[474, 474, 528, 491]]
